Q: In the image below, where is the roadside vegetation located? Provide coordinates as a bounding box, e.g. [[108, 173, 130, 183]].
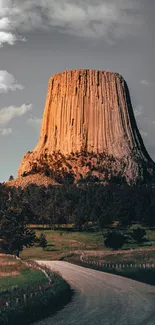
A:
[[1, 181, 155, 264], [19, 225, 155, 263], [1, 180, 155, 322], [73, 259, 155, 286], [0, 255, 72, 325]]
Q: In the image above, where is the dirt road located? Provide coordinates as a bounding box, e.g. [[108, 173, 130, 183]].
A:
[[34, 261, 155, 325]]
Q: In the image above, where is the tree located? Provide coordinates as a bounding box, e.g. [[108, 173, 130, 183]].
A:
[[9, 175, 14, 181], [131, 227, 146, 243], [0, 210, 36, 257], [104, 230, 126, 250], [38, 233, 47, 250], [98, 210, 113, 234]]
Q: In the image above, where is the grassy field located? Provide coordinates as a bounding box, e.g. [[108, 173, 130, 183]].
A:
[[0, 255, 48, 290], [20, 226, 155, 265], [0, 255, 72, 325], [21, 229, 104, 260]]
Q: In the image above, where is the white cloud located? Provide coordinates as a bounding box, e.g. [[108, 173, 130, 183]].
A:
[[27, 117, 42, 130], [0, 0, 143, 43], [140, 80, 150, 86], [0, 17, 10, 29], [0, 31, 18, 47], [0, 0, 10, 16], [0, 104, 32, 125], [0, 1, 26, 47], [0, 127, 12, 136], [0, 70, 24, 93], [134, 105, 144, 117]]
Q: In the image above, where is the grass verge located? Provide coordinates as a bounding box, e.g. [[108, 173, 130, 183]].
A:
[[0, 256, 73, 325]]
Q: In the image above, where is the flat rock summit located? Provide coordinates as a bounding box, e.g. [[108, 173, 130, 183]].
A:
[[11, 69, 155, 186]]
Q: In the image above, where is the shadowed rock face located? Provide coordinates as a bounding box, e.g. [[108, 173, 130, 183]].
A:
[[18, 69, 154, 183]]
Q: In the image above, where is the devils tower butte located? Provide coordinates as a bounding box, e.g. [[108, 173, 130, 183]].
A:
[[31, 69, 148, 157], [18, 69, 154, 183]]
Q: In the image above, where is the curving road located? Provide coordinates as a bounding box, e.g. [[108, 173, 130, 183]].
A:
[[34, 261, 155, 325]]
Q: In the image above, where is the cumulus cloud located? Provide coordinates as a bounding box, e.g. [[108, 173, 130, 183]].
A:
[[0, 104, 32, 125], [0, 0, 143, 43], [140, 80, 150, 86], [0, 127, 12, 136], [27, 117, 42, 130], [0, 1, 26, 46], [0, 17, 10, 29], [0, 31, 25, 47], [0, 70, 24, 93]]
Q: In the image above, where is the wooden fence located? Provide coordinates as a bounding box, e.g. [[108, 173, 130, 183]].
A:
[[0, 287, 46, 309], [0, 256, 52, 309], [80, 256, 155, 269]]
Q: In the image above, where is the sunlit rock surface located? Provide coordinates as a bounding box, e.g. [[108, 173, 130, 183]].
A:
[[17, 69, 154, 184]]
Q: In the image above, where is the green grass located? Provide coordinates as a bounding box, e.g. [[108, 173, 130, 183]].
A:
[[21, 229, 104, 260], [0, 255, 48, 292], [0, 268, 47, 291], [21, 226, 155, 261], [0, 267, 72, 325], [0, 255, 72, 325]]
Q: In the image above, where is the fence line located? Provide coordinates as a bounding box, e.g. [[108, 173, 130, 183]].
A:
[[80, 256, 155, 269], [0, 255, 52, 309], [14, 255, 52, 284], [1, 287, 47, 309]]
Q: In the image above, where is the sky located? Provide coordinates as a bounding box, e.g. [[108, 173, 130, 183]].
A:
[[0, 0, 155, 182]]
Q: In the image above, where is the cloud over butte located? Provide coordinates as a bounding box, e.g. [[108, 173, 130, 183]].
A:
[[0, 0, 143, 45]]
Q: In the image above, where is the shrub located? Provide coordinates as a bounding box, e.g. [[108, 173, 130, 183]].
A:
[[131, 227, 146, 243], [8, 175, 14, 181], [38, 233, 47, 250], [104, 230, 126, 250]]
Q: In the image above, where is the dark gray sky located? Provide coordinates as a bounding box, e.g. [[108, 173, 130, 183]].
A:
[[0, 0, 155, 182]]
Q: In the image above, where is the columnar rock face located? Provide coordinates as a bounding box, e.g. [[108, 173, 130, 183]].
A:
[[18, 69, 154, 183]]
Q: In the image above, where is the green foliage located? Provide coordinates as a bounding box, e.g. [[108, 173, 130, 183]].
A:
[[37, 233, 47, 250], [0, 269, 47, 291], [0, 268, 72, 325], [104, 230, 126, 250], [1, 182, 155, 233], [0, 209, 36, 256], [131, 227, 146, 243], [8, 175, 14, 181]]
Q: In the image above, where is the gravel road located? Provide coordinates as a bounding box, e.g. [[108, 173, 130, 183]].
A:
[[34, 261, 155, 325]]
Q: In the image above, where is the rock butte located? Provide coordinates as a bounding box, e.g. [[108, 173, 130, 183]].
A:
[[17, 69, 154, 184]]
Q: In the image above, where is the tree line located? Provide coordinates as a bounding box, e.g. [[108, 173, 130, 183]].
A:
[[0, 182, 155, 229]]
